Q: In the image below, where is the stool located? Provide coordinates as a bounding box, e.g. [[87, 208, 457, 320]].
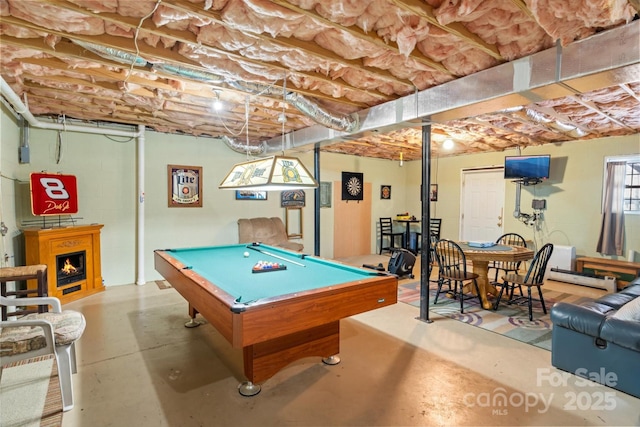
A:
[[0, 265, 48, 320]]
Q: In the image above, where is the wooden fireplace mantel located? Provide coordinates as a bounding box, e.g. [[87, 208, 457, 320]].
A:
[[23, 224, 104, 304]]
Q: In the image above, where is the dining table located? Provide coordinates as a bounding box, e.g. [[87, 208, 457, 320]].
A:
[[457, 242, 534, 309]]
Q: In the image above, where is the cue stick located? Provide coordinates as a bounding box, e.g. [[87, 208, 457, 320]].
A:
[[247, 245, 306, 267]]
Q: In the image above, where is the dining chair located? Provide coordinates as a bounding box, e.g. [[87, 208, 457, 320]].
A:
[[490, 233, 527, 285], [433, 239, 481, 313], [379, 217, 404, 254], [429, 218, 442, 239], [425, 233, 440, 283], [1, 293, 86, 411], [493, 243, 554, 320], [414, 218, 441, 253]]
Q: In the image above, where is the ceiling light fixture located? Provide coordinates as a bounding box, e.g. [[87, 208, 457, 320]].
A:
[[399, 152, 404, 167], [218, 74, 318, 191], [219, 155, 319, 191], [443, 138, 454, 150], [213, 90, 222, 111]]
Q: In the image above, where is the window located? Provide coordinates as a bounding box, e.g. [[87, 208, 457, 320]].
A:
[[605, 155, 640, 214], [624, 161, 640, 212]]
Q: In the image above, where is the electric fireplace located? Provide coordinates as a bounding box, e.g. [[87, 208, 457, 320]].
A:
[[56, 250, 86, 287], [24, 224, 104, 304]]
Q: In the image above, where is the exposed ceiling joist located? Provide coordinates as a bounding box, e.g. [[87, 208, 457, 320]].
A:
[[388, 0, 503, 60], [268, 0, 453, 75], [1, 0, 637, 161]]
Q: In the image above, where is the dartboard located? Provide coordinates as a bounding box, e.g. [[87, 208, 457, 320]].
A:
[[341, 171, 364, 201], [347, 176, 362, 196]]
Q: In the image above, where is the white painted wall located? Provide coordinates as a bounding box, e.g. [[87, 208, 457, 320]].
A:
[[405, 134, 640, 256], [2, 103, 639, 287]]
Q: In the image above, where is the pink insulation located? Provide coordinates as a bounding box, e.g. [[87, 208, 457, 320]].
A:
[[0, 0, 637, 159]]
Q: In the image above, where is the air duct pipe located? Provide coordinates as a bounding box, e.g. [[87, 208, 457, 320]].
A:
[[74, 40, 149, 67], [73, 40, 360, 134], [524, 109, 588, 138], [220, 135, 265, 155], [224, 82, 360, 134], [152, 63, 225, 83], [262, 21, 640, 152]]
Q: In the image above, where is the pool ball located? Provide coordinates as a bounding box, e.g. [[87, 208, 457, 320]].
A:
[[243, 251, 250, 257]]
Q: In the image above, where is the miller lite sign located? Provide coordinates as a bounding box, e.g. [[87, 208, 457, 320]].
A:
[[168, 165, 202, 207], [30, 173, 79, 216]]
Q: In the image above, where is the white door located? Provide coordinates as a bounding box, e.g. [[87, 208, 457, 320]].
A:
[[0, 147, 3, 267], [460, 168, 505, 242]]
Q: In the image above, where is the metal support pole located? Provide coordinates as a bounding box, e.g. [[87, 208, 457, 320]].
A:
[[314, 145, 321, 256], [418, 125, 433, 323]]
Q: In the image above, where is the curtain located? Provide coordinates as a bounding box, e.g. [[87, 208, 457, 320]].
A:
[[596, 161, 626, 255]]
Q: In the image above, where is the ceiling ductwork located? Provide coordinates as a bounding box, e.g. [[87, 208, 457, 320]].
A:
[[72, 40, 359, 135], [522, 109, 589, 138], [225, 81, 360, 133], [263, 21, 639, 154], [1, 1, 637, 160], [220, 135, 265, 155]]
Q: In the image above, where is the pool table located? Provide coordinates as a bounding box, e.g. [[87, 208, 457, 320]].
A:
[[154, 243, 398, 396]]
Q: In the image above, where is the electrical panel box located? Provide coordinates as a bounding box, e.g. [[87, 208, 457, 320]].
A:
[[19, 146, 30, 163]]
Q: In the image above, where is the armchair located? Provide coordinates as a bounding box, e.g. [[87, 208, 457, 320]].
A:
[[1, 295, 86, 411], [238, 217, 303, 252]]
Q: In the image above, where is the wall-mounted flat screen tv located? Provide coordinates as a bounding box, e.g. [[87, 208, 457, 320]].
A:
[[504, 155, 550, 180]]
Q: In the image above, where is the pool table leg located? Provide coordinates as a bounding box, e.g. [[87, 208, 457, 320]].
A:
[[184, 304, 201, 328], [322, 355, 341, 365], [184, 318, 200, 328], [238, 381, 261, 397]]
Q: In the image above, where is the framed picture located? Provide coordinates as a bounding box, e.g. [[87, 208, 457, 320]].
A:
[[430, 184, 438, 202], [320, 181, 332, 208], [168, 165, 202, 207], [281, 190, 305, 207], [380, 185, 391, 200], [235, 190, 267, 200]]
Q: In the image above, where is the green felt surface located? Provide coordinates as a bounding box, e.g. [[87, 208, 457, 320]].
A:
[[167, 244, 379, 303]]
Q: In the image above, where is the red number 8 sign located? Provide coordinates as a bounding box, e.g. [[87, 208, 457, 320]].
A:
[[30, 173, 79, 216]]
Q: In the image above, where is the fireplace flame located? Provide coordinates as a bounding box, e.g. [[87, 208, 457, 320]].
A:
[[61, 258, 78, 275]]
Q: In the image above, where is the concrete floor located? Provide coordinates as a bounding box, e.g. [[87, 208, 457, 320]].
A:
[[61, 254, 640, 426]]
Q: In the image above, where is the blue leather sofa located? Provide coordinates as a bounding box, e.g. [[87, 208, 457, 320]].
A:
[[550, 276, 640, 398]]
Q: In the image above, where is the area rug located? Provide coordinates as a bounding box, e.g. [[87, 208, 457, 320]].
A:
[[398, 281, 594, 350], [0, 354, 63, 426]]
